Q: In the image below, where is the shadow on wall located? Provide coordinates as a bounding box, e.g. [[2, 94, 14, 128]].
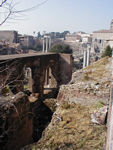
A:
[[32, 100, 53, 142]]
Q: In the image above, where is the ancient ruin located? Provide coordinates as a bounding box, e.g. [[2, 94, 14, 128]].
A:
[[0, 53, 72, 150]]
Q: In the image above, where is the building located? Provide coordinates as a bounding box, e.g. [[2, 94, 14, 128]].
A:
[[110, 19, 113, 31], [106, 36, 113, 48], [65, 33, 81, 43], [0, 30, 19, 43], [82, 36, 92, 43], [19, 35, 34, 49], [92, 20, 113, 53], [92, 20, 113, 41], [93, 30, 113, 41]]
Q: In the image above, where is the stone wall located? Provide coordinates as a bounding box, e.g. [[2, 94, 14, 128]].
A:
[[0, 53, 73, 149], [0, 31, 18, 43], [0, 92, 33, 150], [0, 53, 73, 96], [59, 54, 73, 84]]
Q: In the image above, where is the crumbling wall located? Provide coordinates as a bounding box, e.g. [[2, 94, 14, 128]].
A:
[[0, 53, 73, 150], [59, 54, 73, 84], [0, 92, 33, 150], [0, 53, 73, 96]]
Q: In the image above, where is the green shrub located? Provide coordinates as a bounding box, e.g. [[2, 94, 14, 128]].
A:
[[102, 45, 112, 57], [50, 44, 72, 54]]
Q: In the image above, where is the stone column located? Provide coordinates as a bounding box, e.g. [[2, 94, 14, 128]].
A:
[[31, 62, 46, 97], [83, 50, 87, 68], [46, 37, 48, 52], [43, 38, 45, 52], [32, 67, 41, 95], [87, 47, 90, 67], [49, 37, 51, 50]]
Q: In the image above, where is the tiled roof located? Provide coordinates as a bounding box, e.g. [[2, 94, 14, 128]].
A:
[[93, 29, 113, 33]]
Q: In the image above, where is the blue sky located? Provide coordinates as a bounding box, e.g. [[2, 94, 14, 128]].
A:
[[0, 0, 113, 35]]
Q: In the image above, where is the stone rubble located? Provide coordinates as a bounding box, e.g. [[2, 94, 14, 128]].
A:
[[22, 57, 111, 150], [58, 57, 111, 106], [91, 106, 108, 125]]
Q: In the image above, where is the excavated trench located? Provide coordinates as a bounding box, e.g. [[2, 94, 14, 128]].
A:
[[1, 56, 110, 150], [0, 89, 58, 150], [27, 89, 58, 147], [32, 100, 53, 142]]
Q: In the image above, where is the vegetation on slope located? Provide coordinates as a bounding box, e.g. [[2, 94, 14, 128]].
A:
[[83, 56, 110, 82], [26, 102, 106, 150], [102, 45, 112, 58], [49, 44, 72, 54]]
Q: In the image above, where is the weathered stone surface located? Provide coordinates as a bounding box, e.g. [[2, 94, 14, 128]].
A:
[[91, 106, 108, 125], [58, 57, 111, 106], [22, 57, 110, 150], [0, 53, 73, 149], [0, 53, 72, 97], [0, 92, 33, 150]]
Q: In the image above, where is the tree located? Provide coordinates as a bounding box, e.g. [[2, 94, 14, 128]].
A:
[[37, 32, 41, 38], [49, 31, 70, 39], [61, 31, 70, 39], [49, 44, 72, 54], [102, 45, 112, 57], [33, 43, 42, 51], [0, 0, 48, 26], [0, 60, 24, 95]]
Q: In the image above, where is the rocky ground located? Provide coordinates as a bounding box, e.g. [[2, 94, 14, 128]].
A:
[[22, 56, 111, 150]]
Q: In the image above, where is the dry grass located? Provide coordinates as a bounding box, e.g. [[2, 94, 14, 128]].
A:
[[83, 57, 110, 81], [44, 99, 57, 112], [31, 102, 106, 150], [95, 100, 105, 109], [23, 57, 110, 150]]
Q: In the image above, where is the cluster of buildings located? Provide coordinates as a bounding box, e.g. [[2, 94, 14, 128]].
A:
[[0, 31, 35, 48], [0, 20, 113, 56], [0, 31, 37, 54], [65, 20, 113, 55], [65, 32, 92, 55]]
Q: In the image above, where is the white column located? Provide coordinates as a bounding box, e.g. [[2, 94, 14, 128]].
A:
[[83, 50, 87, 68], [49, 37, 51, 50], [87, 47, 90, 66], [43, 38, 45, 52], [46, 37, 48, 52]]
